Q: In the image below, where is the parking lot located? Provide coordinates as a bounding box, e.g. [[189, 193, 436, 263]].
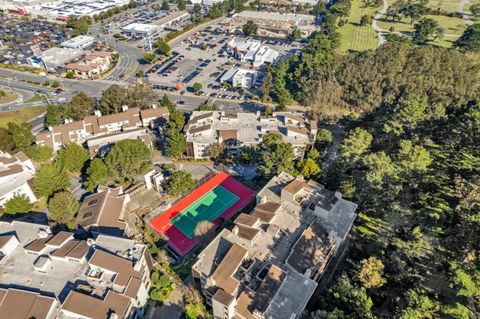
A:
[[0, 17, 68, 66], [147, 24, 303, 101]]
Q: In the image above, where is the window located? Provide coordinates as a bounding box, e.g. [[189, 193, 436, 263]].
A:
[[83, 212, 94, 219], [88, 199, 98, 206]]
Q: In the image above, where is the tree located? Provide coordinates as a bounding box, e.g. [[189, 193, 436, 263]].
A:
[[7, 122, 34, 151], [104, 139, 152, 184], [143, 51, 156, 63], [297, 158, 321, 179], [288, 27, 302, 41], [45, 104, 67, 126], [261, 71, 273, 101], [184, 287, 206, 319], [34, 162, 71, 198], [161, 0, 169, 10], [4, 194, 32, 214], [397, 140, 432, 175], [340, 128, 373, 162], [51, 80, 60, 88], [55, 142, 89, 173], [400, 290, 440, 319], [67, 91, 96, 120], [256, 132, 295, 178], [168, 170, 196, 196], [84, 158, 111, 191], [0, 127, 15, 152], [66, 71, 75, 79], [98, 84, 131, 114], [242, 20, 258, 36], [178, 0, 186, 10], [48, 191, 80, 226], [363, 152, 398, 186], [317, 128, 333, 145], [384, 95, 430, 135], [207, 143, 226, 160], [263, 105, 273, 116], [25, 145, 53, 162], [165, 128, 186, 159], [360, 15, 373, 26], [155, 39, 171, 56], [454, 23, 480, 53], [413, 18, 438, 43], [192, 82, 203, 94], [358, 257, 386, 289]]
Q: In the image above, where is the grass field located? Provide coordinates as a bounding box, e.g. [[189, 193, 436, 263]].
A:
[[25, 94, 44, 103], [338, 0, 380, 52], [0, 90, 18, 105], [171, 185, 239, 238], [426, 0, 459, 12], [0, 106, 46, 128]]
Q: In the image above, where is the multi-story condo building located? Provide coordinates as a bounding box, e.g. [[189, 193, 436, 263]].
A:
[[192, 172, 357, 319], [0, 221, 153, 319], [0, 151, 37, 207], [184, 111, 317, 160], [35, 106, 168, 156]]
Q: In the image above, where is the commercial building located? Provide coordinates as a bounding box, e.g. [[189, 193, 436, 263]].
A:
[[0, 151, 37, 207], [66, 50, 113, 79], [226, 38, 278, 67], [220, 68, 257, 88], [26, 47, 84, 71], [154, 10, 190, 29], [0, 220, 153, 319], [192, 172, 358, 319], [184, 111, 317, 159], [1, 0, 131, 20], [61, 35, 95, 49], [122, 23, 159, 38], [35, 106, 168, 154], [224, 10, 318, 38]]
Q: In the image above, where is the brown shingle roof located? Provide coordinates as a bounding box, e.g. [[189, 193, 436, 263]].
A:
[[234, 213, 259, 228], [212, 289, 235, 306], [45, 231, 72, 247], [89, 249, 142, 287], [50, 239, 89, 260], [236, 225, 260, 241], [283, 179, 312, 195], [211, 242, 247, 295], [0, 288, 56, 319], [14, 151, 30, 162], [218, 129, 237, 140], [287, 125, 308, 136], [287, 222, 335, 275], [251, 209, 275, 223], [189, 124, 212, 134], [140, 107, 169, 119], [24, 235, 53, 253], [0, 164, 23, 177], [61, 290, 130, 319], [256, 202, 281, 214]]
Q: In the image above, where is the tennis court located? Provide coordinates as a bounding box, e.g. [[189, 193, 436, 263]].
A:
[[170, 185, 239, 238]]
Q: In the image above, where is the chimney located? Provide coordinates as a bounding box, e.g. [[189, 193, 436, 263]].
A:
[[122, 105, 129, 112], [94, 110, 102, 117]]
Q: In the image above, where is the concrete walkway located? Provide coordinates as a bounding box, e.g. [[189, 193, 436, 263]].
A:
[[457, 0, 474, 26], [372, 0, 390, 46]]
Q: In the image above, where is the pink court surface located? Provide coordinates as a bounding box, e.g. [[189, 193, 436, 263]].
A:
[[149, 172, 255, 256]]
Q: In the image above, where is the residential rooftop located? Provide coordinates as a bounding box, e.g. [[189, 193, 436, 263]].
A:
[[192, 172, 357, 319]]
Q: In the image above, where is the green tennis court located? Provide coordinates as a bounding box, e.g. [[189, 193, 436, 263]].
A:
[[171, 185, 240, 238]]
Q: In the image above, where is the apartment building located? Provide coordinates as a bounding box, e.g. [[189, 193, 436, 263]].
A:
[[0, 220, 153, 319], [35, 106, 168, 155], [0, 151, 37, 207], [192, 172, 357, 319], [184, 111, 317, 159]]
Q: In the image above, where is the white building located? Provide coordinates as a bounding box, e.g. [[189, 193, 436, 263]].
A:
[[185, 111, 317, 159], [27, 47, 84, 71], [122, 23, 159, 38], [220, 68, 257, 88], [61, 35, 95, 49], [226, 38, 278, 67], [0, 151, 37, 207], [0, 221, 154, 319]]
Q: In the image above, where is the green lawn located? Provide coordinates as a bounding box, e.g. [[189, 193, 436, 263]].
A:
[[25, 94, 44, 103], [0, 106, 46, 128], [338, 0, 380, 52], [426, 0, 459, 13]]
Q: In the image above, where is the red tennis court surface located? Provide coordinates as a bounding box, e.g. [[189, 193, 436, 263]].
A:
[[149, 172, 255, 256]]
